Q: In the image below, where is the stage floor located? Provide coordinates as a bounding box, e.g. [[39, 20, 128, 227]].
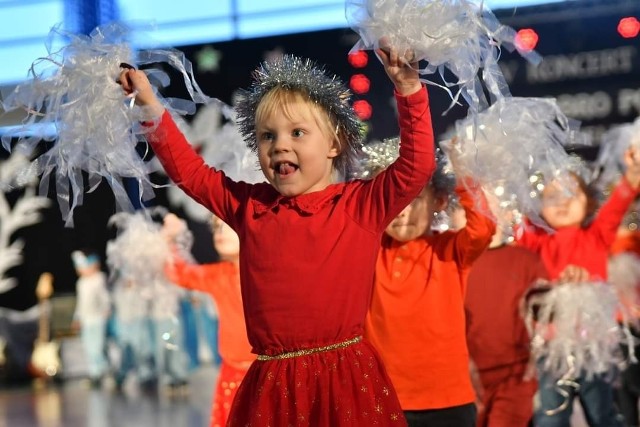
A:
[[0, 365, 217, 427], [0, 364, 595, 427]]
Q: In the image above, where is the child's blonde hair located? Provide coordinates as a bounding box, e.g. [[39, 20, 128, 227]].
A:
[[235, 55, 363, 179]]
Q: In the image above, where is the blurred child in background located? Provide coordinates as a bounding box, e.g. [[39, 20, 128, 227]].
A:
[[164, 213, 254, 427], [71, 250, 111, 388]]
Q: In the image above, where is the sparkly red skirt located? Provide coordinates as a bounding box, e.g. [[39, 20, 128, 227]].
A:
[[227, 340, 407, 426], [211, 362, 250, 427]]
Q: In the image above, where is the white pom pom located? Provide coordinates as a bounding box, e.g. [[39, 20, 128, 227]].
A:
[[106, 211, 170, 286], [532, 282, 632, 381], [441, 97, 584, 232], [347, 0, 541, 112], [1, 23, 229, 226]]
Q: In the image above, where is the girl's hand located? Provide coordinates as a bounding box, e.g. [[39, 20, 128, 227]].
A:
[[375, 40, 421, 96], [161, 213, 187, 242], [117, 66, 165, 118], [624, 146, 640, 189], [558, 264, 590, 284]]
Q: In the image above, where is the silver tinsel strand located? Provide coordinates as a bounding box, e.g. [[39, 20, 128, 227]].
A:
[[352, 137, 455, 195]]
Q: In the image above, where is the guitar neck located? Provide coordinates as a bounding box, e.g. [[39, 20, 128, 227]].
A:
[[37, 300, 50, 343]]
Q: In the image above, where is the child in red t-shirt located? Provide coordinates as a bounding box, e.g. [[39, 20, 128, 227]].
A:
[[163, 213, 254, 427], [118, 47, 435, 426], [360, 144, 495, 427], [516, 147, 640, 427]]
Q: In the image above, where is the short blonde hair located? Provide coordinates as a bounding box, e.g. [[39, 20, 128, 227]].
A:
[[235, 56, 363, 179]]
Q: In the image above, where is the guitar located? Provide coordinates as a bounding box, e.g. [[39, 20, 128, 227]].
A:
[[0, 337, 5, 367], [30, 272, 61, 378]]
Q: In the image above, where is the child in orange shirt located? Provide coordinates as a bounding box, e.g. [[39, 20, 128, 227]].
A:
[[163, 213, 254, 427], [360, 142, 495, 427]]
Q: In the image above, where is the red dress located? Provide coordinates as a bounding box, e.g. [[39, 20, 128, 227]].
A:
[[147, 87, 435, 426]]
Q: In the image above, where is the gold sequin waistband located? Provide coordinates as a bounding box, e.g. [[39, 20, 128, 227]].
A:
[[256, 336, 362, 361]]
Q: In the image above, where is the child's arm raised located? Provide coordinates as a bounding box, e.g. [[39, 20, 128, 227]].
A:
[[592, 146, 640, 245], [118, 68, 245, 227], [354, 46, 435, 229], [450, 179, 496, 268]]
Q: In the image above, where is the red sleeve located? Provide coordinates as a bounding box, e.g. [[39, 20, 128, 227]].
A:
[[349, 86, 435, 231], [589, 177, 639, 246], [452, 180, 496, 268], [166, 256, 223, 296], [515, 218, 547, 253], [146, 111, 251, 230]]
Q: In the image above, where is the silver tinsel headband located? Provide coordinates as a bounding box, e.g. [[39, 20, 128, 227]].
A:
[[352, 137, 455, 194], [235, 55, 363, 177]]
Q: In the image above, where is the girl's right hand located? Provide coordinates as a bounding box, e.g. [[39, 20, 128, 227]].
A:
[[375, 39, 421, 97], [117, 67, 165, 118]]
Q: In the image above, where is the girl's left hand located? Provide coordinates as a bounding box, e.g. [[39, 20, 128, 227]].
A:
[[375, 39, 421, 96]]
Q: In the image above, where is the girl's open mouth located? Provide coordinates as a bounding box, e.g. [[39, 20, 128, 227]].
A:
[[275, 161, 299, 176]]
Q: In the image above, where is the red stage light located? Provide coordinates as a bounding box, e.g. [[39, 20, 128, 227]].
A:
[[353, 100, 372, 120], [348, 50, 369, 68], [350, 74, 371, 94], [515, 28, 539, 51], [618, 17, 640, 39]]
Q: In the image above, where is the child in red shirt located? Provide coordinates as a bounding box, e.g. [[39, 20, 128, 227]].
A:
[[516, 147, 640, 427], [118, 47, 435, 426], [163, 213, 254, 427], [361, 145, 495, 427]]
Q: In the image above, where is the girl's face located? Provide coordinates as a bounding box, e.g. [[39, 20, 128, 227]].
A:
[[541, 177, 588, 229], [385, 186, 447, 242], [256, 98, 340, 197], [211, 216, 240, 260]]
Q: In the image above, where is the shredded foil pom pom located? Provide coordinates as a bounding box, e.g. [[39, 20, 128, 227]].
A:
[[609, 253, 640, 321], [530, 282, 634, 383], [440, 97, 585, 232], [1, 23, 226, 226], [346, 0, 541, 114], [235, 55, 364, 178], [106, 211, 171, 287], [351, 137, 455, 195]]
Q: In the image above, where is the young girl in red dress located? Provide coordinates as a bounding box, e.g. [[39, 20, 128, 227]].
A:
[[118, 47, 435, 426]]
